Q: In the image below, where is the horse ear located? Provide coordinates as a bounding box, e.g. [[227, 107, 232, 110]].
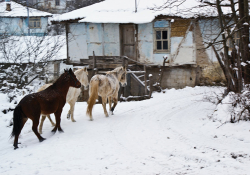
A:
[[69, 68, 73, 72], [83, 67, 87, 71], [64, 69, 67, 73]]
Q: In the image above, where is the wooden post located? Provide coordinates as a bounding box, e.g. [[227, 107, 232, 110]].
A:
[[121, 56, 127, 98], [144, 65, 147, 95], [93, 51, 97, 75], [149, 74, 153, 98], [122, 56, 126, 68]]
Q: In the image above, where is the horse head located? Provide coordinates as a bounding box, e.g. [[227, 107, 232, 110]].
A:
[[118, 66, 127, 87], [75, 67, 89, 90], [65, 68, 81, 88]]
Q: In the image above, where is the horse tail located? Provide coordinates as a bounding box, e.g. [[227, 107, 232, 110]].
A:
[[86, 79, 99, 118], [10, 105, 24, 138]]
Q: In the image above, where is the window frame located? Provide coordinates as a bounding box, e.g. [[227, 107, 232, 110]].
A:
[[55, 0, 60, 6], [29, 17, 41, 29], [153, 27, 170, 53]]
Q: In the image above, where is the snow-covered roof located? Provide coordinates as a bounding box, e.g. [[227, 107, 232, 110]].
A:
[[0, 1, 52, 17], [52, 0, 219, 24]]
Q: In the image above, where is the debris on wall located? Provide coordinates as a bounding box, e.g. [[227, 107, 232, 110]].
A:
[[171, 19, 191, 37]]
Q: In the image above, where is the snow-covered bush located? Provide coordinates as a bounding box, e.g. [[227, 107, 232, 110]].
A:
[[229, 85, 250, 122]]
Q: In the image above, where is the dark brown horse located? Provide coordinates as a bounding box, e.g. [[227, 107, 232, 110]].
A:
[[11, 68, 81, 149]]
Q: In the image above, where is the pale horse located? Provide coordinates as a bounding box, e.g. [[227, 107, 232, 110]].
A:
[[86, 66, 127, 121], [38, 67, 89, 134]]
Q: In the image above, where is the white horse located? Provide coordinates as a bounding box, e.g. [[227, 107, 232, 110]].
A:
[[86, 66, 127, 121], [38, 67, 89, 134]]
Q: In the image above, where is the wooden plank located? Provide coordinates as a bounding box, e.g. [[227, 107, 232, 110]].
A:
[[144, 65, 147, 95], [98, 70, 145, 74]]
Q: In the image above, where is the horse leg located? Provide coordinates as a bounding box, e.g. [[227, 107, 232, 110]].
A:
[[38, 115, 46, 134], [13, 117, 28, 149], [67, 109, 71, 119], [69, 100, 76, 122], [101, 96, 109, 117], [108, 97, 113, 115], [52, 110, 63, 133], [47, 114, 56, 126], [32, 116, 46, 142], [110, 96, 118, 115]]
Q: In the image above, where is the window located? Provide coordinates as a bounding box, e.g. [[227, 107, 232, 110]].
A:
[[154, 28, 169, 52], [154, 20, 170, 53], [29, 17, 41, 28], [56, 0, 60, 6]]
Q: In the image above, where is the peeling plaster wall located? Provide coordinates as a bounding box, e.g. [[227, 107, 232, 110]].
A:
[[198, 19, 222, 62], [138, 23, 170, 65], [68, 23, 88, 62], [138, 23, 154, 63], [103, 23, 120, 56], [0, 17, 49, 36], [68, 19, 220, 65], [138, 21, 195, 65], [68, 23, 120, 62], [173, 31, 196, 64]]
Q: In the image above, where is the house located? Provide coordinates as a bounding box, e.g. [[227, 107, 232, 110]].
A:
[[51, 0, 225, 97], [0, 0, 52, 36], [23, 0, 103, 14], [29, 0, 72, 14]]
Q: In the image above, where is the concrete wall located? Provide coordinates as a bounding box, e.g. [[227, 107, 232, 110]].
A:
[[148, 66, 197, 89], [0, 17, 49, 36]]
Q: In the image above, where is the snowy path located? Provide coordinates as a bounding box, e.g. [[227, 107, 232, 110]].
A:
[[0, 87, 250, 175]]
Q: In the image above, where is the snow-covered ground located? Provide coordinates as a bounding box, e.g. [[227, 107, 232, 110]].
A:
[[0, 86, 250, 175]]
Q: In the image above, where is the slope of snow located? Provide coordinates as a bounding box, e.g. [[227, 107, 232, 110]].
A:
[[0, 86, 250, 174]]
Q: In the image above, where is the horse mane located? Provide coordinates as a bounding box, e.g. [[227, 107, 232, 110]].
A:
[[106, 66, 124, 75], [74, 67, 87, 85], [52, 70, 70, 87]]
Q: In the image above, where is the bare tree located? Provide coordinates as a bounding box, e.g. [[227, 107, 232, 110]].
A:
[[0, 26, 65, 94], [199, 0, 249, 94], [66, 0, 104, 11]]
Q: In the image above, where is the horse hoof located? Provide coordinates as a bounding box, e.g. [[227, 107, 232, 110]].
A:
[[51, 130, 56, 133], [109, 111, 114, 115], [14, 146, 19, 150], [67, 114, 70, 119], [72, 119, 76, 122], [58, 129, 64, 133], [39, 138, 46, 142]]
